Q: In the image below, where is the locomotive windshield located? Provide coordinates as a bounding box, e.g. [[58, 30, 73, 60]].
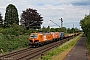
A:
[[30, 34, 37, 38]]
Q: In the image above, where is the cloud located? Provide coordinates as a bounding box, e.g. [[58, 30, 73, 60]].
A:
[[0, 0, 89, 30], [71, 0, 90, 6], [38, 4, 89, 29]]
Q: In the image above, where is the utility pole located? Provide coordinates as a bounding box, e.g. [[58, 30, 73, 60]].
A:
[[73, 24, 74, 34], [59, 18, 63, 28], [73, 24, 74, 38], [89, 10, 90, 15]]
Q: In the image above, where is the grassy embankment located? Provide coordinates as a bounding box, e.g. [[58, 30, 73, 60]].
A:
[[38, 34, 82, 60], [0, 24, 36, 54], [0, 33, 30, 54]]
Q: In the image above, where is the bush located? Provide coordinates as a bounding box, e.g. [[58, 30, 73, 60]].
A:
[[0, 23, 26, 36], [0, 23, 38, 54], [0, 23, 30, 53], [0, 35, 29, 53]]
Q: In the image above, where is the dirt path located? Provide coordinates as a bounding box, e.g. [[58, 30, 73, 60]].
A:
[[64, 36, 88, 60]]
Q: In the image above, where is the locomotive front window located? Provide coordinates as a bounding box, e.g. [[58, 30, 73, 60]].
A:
[[30, 34, 37, 38]]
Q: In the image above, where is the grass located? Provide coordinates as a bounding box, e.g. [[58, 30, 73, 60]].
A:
[[38, 34, 82, 60], [52, 46, 73, 60], [0, 34, 30, 54]]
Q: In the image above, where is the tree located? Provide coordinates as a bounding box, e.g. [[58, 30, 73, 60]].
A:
[[50, 28, 55, 32], [80, 15, 90, 36], [4, 4, 19, 27], [74, 27, 80, 32], [0, 12, 3, 27], [47, 26, 50, 32], [61, 27, 66, 32], [80, 14, 90, 44], [41, 26, 47, 32], [67, 28, 71, 33], [20, 8, 43, 29]]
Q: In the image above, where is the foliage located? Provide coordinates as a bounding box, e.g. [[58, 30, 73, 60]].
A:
[[50, 28, 55, 32], [40, 26, 80, 33], [20, 8, 43, 29], [0, 23, 39, 54], [0, 24, 30, 53], [40, 26, 51, 32], [80, 15, 90, 52], [0, 12, 3, 27], [0, 23, 26, 36], [0, 22, 80, 54], [0, 34, 29, 53], [4, 4, 19, 27], [80, 15, 90, 41]]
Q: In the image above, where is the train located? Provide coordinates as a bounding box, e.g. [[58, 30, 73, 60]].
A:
[[29, 32, 80, 47]]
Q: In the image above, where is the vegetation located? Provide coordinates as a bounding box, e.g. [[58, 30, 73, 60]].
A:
[[38, 34, 82, 60], [0, 34, 29, 53], [39, 26, 80, 33], [4, 4, 19, 27], [80, 14, 90, 53], [20, 8, 43, 29], [0, 12, 3, 28], [0, 24, 80, 54], [0, 24, 29, 53]]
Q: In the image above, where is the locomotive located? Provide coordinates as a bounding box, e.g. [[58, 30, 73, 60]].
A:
[[29, 32, 53, 47], [29, 32, 79, 47]]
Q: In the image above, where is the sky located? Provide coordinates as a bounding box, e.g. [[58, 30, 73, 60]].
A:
[[0, 0, 90, 29]]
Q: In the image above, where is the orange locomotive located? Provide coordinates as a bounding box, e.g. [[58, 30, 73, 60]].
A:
[[50, 32, 60, 41], [29, 32, 53, 47], [55, 32, 60, 40], [29, 32, 80, 47]]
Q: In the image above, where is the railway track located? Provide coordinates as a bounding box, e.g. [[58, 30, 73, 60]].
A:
[[0, 47, 33, 59], [0, 36, 74, 60]]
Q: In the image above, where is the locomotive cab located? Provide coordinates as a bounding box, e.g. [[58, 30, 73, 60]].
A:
[[29, 33, 38, 45], [29, 33, 44, 47]]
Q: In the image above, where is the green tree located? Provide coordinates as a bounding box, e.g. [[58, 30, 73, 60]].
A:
[[47, 26, 50, 32], [61, 27, 66, 32], [80, 15, 90, 52], [0, 12, 3, 27], [55, 28, 60, 32], [41, 26, 47, 32], [4, 4, 19, 27], [80, 15, 90, 37], [50, 28, 55, 32], [74, 27, 80, 32], [67, 28, 72, 33]]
